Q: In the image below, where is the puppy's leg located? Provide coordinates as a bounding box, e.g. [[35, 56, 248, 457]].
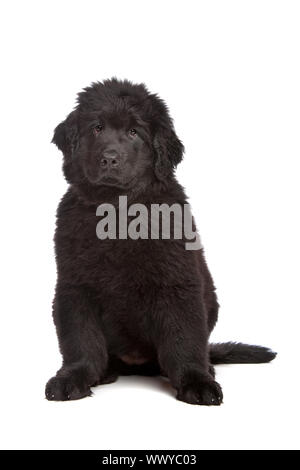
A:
[[45, 283, 108, 401], [153, 288, 223, 406]]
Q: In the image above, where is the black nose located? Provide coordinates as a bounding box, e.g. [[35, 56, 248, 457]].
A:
[[100, 150, 120, 168]]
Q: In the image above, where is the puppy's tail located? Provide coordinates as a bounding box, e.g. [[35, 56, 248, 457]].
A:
[[209, 342, 276, 364]]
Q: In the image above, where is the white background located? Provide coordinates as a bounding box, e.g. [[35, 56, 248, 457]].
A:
[[0, 0, 299, 450]]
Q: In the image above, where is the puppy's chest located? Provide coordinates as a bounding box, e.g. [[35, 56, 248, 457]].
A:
[[82, 237, 161, 290], [58, 206, 187, 290], [60, 219, 159, 287]]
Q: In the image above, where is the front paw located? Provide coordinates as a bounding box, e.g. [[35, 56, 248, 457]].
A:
[[45, 375, 91, 401], [177, 378, 223, 406]]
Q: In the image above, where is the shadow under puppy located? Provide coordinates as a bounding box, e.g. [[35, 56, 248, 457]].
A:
[[46, 78, 276, 405]]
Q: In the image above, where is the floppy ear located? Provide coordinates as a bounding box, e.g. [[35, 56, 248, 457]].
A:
[[153, 126, 184, 180], [52, 110, 79, 157]]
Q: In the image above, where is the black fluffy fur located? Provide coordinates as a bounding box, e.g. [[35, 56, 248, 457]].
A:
[[46, 78, 276, 405], [210, 343, 276, 364]]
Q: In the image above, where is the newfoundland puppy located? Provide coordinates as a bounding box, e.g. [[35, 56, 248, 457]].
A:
[[46, 78, 275, 405]]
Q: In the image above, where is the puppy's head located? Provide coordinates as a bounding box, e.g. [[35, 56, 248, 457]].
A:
[[52, 79, 184, 194]]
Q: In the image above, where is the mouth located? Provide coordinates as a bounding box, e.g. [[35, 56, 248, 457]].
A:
[[97, 175, 135, 189]]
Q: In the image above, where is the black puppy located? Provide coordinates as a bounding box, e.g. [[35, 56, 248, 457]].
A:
[[46, 79, 275, 405]]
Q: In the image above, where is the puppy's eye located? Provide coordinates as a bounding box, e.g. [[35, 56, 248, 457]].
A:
[[93, 124, 104, 136], [129, 128, 137, 136]]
